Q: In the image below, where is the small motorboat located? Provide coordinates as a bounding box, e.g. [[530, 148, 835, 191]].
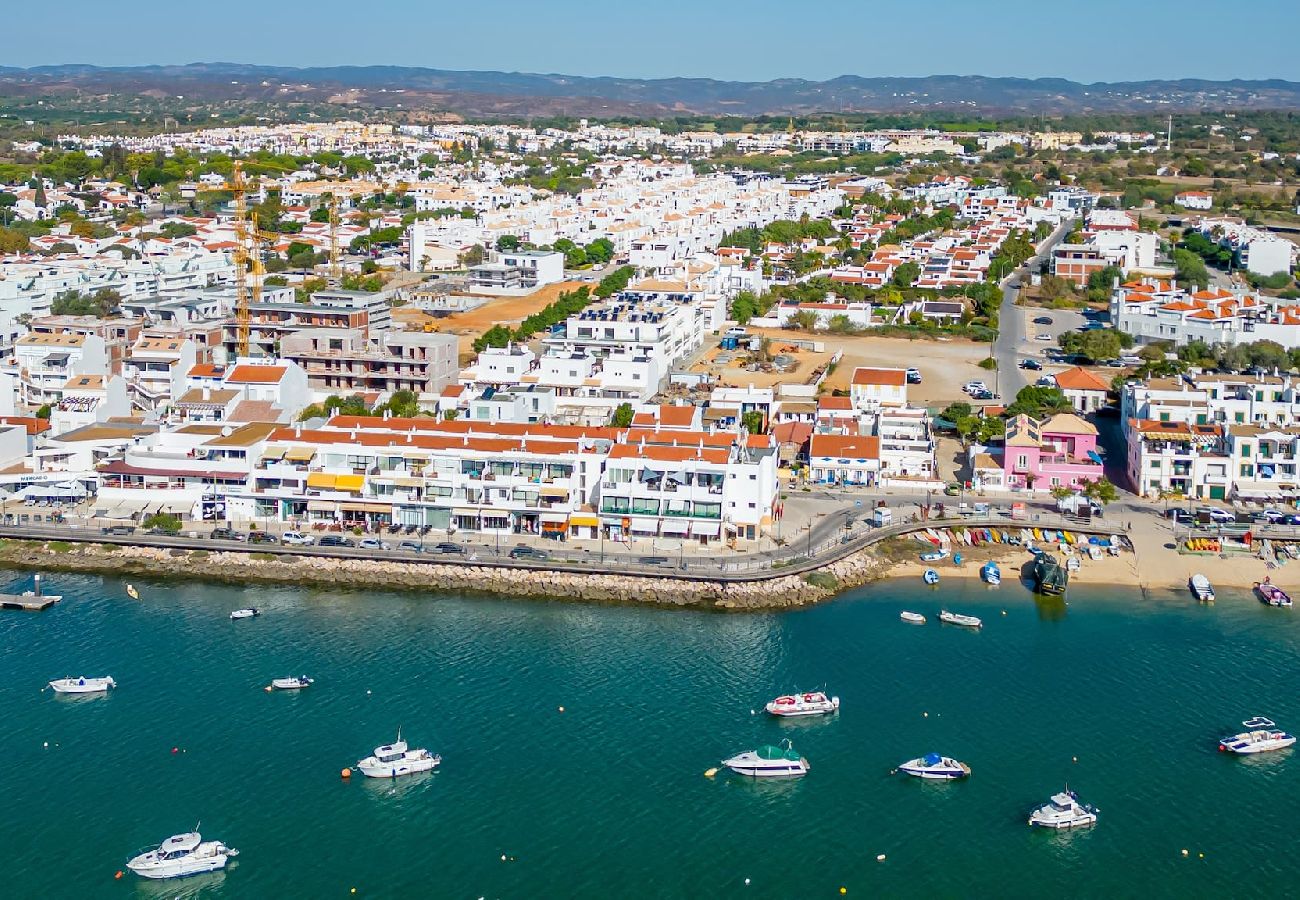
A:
[[721, 739, 809, 778], [1029, 789, 1098, 829], [920, 547, 949, 563], [356, 731, 441, 778], [900, 611, 926, 625], [897, 752, 970, 780], [922, 569, 940, 585], [126, 831, 237, 880], [48, 675, 116, 694], [270, 676, 314, 690], [1219, 717, 1296, 754], [980, 561, 1001, 585], [765, 691, 840, 717], [1255, 581, 1292, 607], [126, 584, 140, 600], [1189, 574, 1215, 602], [230, 608, 260, 620], [939, 610, 982, 629]]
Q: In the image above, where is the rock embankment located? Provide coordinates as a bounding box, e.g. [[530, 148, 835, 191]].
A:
[[0, 539, 897, 611]]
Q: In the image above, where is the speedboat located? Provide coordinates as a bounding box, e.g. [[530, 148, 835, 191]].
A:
[[1255, 582, 1292, 607], [1029, 789, 1098, 829], [1189, 574, 1215, 602], [126, 831, 238, 880], [1219, 717, 1296, 754], [356, 732, 441, 778], [980, 561, 1001, 585], [721, 739, 808, 778], [922, 569, 940, 585], [230, 608, 260, 620], [48, 676, 116, 694], [897, 753, 970, 780], [900, 611, 926, 625], [270, 676, 313, 690], [765, 691, 839, 717], [920, 547, 949, 563], [939, 610, 982, 629]]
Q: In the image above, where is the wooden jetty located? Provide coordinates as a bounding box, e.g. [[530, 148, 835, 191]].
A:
[[0, 574, 61, 611]]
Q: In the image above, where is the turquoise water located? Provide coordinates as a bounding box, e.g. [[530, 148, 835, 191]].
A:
[[4, 570, 1300, 898]]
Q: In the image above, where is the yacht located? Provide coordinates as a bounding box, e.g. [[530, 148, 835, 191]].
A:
[[900, 611, 927, 625], [356, 732, 441, 778], [897, 753, 970, 780], [1189, 574, 1215, 602], [48, 676, 115, 694], [126, 831, 238, 880], [1255, 582, 1292, 607], [270, 676, 313, 690], [922, 569, 940, 585], [765, 691, 840, 718], [939, 610, 982, 629], [1219, 717, 1297, 754], [1028, 789, 1098, 829], [230, 608, 260, 620], [721, 739, 809, 778], [980, 561, 1001, 585]]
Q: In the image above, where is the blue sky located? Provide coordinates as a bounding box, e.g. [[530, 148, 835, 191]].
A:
[[10, 0, 1300, 82]]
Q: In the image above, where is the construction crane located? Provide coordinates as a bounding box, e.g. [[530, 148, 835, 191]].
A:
[[327, 193, 341, 287], [230, 162, 252, 359]]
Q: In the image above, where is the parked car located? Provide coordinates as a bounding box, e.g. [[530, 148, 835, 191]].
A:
[[509, 545, 551, 561], [1196, 507, 1235, 524], [247, 530, 276, 544], [358, 538, 390, 551], [1033, 316, 1054, 325], [280, 531, 314, 546], [397, 540, 423, 553], [433, 542, 465, 554], [1019, 359, 1042, 370], [905, 367, 922, 384], [1034, 333, 1053, 342], [962, 380, 988, 394], [1166, 509, 1195, 525], [209, 527, 245, 542], [100, 525, 136, 536], [317, 535, 356, 548]]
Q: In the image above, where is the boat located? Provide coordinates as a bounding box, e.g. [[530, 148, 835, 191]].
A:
[[920, 547, 949, 562], [356, 732, 441, 778], [1189, 574, 1215, 602], [721, 739, 809, 778], [126, 831, 238, 880], [939, 610, 982, 629], [900, 611, 927, 625], [229, 608, 260, 620], [125, 584, 140, 600], [1032, 553, 1069, 596], [1255, 581, 1292, 607], [48, 675, 116, 694], [1066, 556, 1081, 573], [1028, 789, 1098, 829], [980, 561, 1001, 585], [270, 676, 313, 690], [922, 569, 940, 585], [765, 691, 840, 717], [1219, 717, 1297, 754], [897, 753, 970, 780]]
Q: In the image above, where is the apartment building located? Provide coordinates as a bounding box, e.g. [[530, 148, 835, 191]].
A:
[[1002, 413, 1105, 492], [281, 330, 458, 397], [7, 332, 109, 407], [1110, 281, 1300, 348]]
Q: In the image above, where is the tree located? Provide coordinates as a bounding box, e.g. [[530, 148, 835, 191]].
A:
[[142, 513, 181, 533], [1080, 477, 1118, 507], [1050, 485, 1075, 503], [741, 410, 766, 435], [1173, 248, 1210, 290], [457, 245, 487, 268], [939, 401, 973, 424], [35, 404, 51, 419], [610, 403, 634, 428], [1058, 329, 1127, 362], [1005, 385, 1071, 418], [785, 309, 820, 331], [892, 261, 920, 288], [0, 226, 30, 253], [472, 324, 513, 353], [378, 389, 421, 418], [731, 292, 757, 325], [496, 234, 520, 252]]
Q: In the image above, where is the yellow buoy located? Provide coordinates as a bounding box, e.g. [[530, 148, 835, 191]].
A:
[[840, 888, 847, 895], [704, 767, 719, 778], [340, 768, 352, 779]]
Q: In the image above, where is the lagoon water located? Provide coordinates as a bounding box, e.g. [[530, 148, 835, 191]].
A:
[[4, 569, 1300, 898]]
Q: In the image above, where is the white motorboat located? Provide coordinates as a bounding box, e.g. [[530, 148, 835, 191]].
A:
[[1219, 717, 1296, 754], [900, 611, 927, 625], [939, 610, 982, 629], [356, 732, 441, 778], [1029, 789, 1098, 829], [1189, 573, 1215, 602], [126, 831, 238, 880], [765, 691, 840, 718], [230, 608, 260, 620], [270, 676, 313, 690], [922, 569, 940, 585], [48, 675, 115, 694], [920, 547, 950, 563], [897, 752, 970, 780], [721, 739, 809, 778]]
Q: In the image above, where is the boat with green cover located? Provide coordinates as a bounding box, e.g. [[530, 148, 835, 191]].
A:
[[1032, 553, 1069, 595]]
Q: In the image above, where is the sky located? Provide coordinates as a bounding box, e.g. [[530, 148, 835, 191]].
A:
[[9, 0, 1300, 83]]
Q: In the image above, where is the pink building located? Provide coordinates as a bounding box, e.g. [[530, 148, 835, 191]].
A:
[[1002, 413, 1104, 491]]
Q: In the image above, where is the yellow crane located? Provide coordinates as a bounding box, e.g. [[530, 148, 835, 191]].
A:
[[328, 193, 341, 287], [230, 162, 252, 358]]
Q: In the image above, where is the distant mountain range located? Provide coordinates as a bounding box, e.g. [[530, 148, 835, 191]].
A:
[[2, 63, 1298, 118]]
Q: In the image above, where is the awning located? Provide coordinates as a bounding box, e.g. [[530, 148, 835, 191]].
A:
[[306, 472, 336, 489], [540, 486, 569, 498], [285, 447, 316, 462], [628, 516, 659, 533], [261, 445, 287, 461], [401, 450, 430, 460], [661, 519, 689, 534], [539, 511, 569, 524], [391, 477, 423, 488], [569, 514, 600, 528], [541, 521, 567, 532], [306, 500, 336, 512], [335, 474, 365, 492], [339, 501, 391, 514], [452, 507, 481, 517], [691, 521, 721, 537]]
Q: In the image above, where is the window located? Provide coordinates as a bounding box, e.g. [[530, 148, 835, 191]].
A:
[[1241, 445, 1251, 458], [1241, 464, 1254, 477]]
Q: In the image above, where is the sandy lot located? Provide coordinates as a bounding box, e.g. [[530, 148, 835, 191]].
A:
[[803, 332, 992, 407]]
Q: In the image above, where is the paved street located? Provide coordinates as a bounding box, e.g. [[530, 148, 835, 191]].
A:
[[992, 218, 1077, 398]]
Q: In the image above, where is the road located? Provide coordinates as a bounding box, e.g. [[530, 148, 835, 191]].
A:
[[993, 218, 1077, 398]]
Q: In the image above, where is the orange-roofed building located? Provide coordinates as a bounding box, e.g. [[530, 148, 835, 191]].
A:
[[809, 434, 881, 486], [849, 367, 909, 410], [1053, 367, 1112, 413]]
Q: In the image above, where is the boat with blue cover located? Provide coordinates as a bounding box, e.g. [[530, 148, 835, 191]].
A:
[[922, 569, 940, 585], [980, 561, 1001, 585], [897, 753, 970, 780]]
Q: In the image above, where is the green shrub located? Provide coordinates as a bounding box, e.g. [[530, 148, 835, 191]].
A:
[[978, 357, 998, 370], [804, 571, 839, 590]]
